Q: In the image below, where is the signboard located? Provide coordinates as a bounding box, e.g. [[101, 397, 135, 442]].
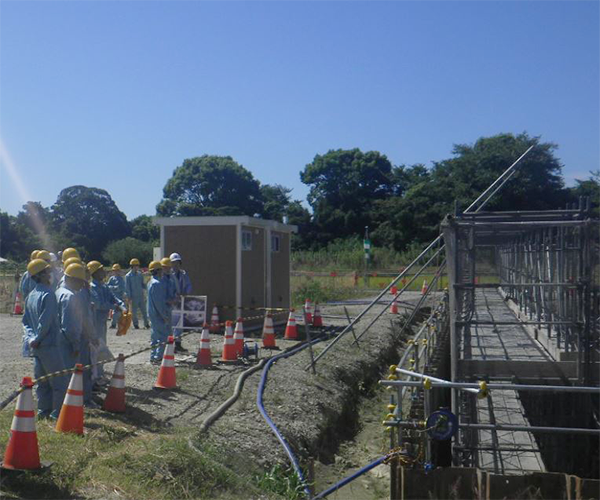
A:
[[171, 295, 208, 330]]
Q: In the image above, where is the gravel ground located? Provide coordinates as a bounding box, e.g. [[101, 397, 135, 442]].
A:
[[0, 292, 428, 495]]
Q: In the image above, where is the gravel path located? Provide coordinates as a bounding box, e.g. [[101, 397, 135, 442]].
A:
[[0, 292, 428, 492]]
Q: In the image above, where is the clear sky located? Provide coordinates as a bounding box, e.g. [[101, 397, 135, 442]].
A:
[[1, 1, 598, 219]]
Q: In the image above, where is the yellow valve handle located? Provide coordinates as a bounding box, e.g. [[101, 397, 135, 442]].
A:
[[423, 377, 432, 390], [477, 380, 489, 399], [389, 365, 398, 374], [387, 404, 396, 412]]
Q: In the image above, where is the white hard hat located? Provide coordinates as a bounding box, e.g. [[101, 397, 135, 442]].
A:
[[169, 252, 182, 262], [49, 252, 58, 262]]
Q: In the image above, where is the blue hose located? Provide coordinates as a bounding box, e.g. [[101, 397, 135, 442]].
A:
[[313, 456, 387, 499], [257, 339, 322, 498], [256, 331, 389, 499]]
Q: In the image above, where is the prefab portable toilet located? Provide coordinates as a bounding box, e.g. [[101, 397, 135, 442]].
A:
[[154, 216, 297, 327]]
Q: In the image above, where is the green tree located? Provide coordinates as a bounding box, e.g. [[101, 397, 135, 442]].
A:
[[102, 237, 154, 268], [431, 132, 568, 212], [300, 148, 394, 245], [260, 184, 292, 221], [0, 211, 42, 261], [568, 170, 599, 217], [372, 133, 570, 250], [51, 186, 131, 260], [131, 215, 160, 242], [156, 155, 263, 217]]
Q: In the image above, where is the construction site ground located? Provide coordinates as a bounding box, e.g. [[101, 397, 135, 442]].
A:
[[0, 292, 428, 499]]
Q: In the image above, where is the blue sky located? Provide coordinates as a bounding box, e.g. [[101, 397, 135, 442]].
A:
[[1, 1, 598, 219]]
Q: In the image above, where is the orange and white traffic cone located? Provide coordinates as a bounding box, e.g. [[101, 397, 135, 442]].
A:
[[284, 309, 298, 340], [103, 354, 126, 413], [56, 364, 85, 435], [234, 318, 244, 357], [421, 280, 428, 295], [304, 299, 313, 324], [390, 297, 399, 314], [221, 321, 237, 361], [196, 324, 212, 367], [262, 314, 276, 349], [154, 336, 177, 389], [209, 305, 220, 333], [12, 292, 23, 315], [312, 303, 323, 327], [2, 377, 41, 470]]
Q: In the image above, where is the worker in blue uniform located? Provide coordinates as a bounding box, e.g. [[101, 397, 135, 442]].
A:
[[88, 261, 126, 381], [169, 253, 192, 352], [125, 258, 149, 329], [107, 263, 126, 329], [22, 258, 68, 419], [56, 262, 97, 407], [147, 261, 171, 364]]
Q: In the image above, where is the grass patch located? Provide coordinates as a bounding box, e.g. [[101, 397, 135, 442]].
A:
[[0, 411, 251, 500], [254, 464, 306, 500]]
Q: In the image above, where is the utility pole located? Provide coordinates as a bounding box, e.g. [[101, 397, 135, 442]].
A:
[[364, 226, 370, 287]]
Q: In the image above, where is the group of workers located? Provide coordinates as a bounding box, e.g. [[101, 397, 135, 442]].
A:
[[19, 248, 192, 419]]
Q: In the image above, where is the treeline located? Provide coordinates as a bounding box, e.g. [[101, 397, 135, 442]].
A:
[[1, 132, 598, 264]]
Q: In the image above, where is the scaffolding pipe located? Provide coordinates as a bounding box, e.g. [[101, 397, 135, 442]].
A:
[[381, 379, 600, 394], [387, 420, 600, 435], [395, 368, 480, 394]]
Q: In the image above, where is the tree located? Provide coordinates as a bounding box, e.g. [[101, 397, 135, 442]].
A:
[[156, 155, 263, 217], [0, 211, 41, 262], [300, 148, 394, 245], [372, 133, 570, 251], [51, 186, 131, 260], [568, 170, 599, 218], [260, 184, 292, 221], [131, 215, 160, 243], [102, 237, 154, 268], [430, 132, 568, 212]]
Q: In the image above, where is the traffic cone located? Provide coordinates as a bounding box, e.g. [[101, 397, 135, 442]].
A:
[[12, 292, 23, 315], [56, 364, 85, 435], [304, 299, 313, 324], [421, 280, 428, 295], [2, 377, 41, 470], [312, 303, 323, 327], [284, 309, 298, 340], [154, 336, 177, 389], [103, 354, 126, 413], [221, 321, 237, 361], [209, 305, 220, 333], [234, 318, 244, 357], [390, 285, 398, 295], [196, 324, 212, 367], [390, 297, 399, 314], [262, 314, 276, 348]]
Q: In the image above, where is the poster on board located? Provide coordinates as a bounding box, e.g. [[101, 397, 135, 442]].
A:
[[171, 295, 207, 330]]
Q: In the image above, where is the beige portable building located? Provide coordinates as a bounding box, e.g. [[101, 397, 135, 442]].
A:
[[153, 216, 298, 324]]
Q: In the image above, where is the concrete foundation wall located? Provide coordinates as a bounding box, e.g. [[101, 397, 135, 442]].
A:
[[393, 466, 600, 500]]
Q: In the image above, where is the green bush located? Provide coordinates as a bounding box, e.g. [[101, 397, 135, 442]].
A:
[[102, 237, 156, 267]]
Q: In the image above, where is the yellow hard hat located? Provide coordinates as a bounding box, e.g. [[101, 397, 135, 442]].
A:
[[64, 263, 87, 281], [160, 257, 171, 267], [62, 248, 80, 262], [30, 250, 40, 261], [27, 258, 50, 277], [112, 263, 122, 271], [87, 261, 103, 275], [148, 261, 162, 271], [63, 257, 83, 268], [36, 250, 51, 262], [130, 258, 140, 266]]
